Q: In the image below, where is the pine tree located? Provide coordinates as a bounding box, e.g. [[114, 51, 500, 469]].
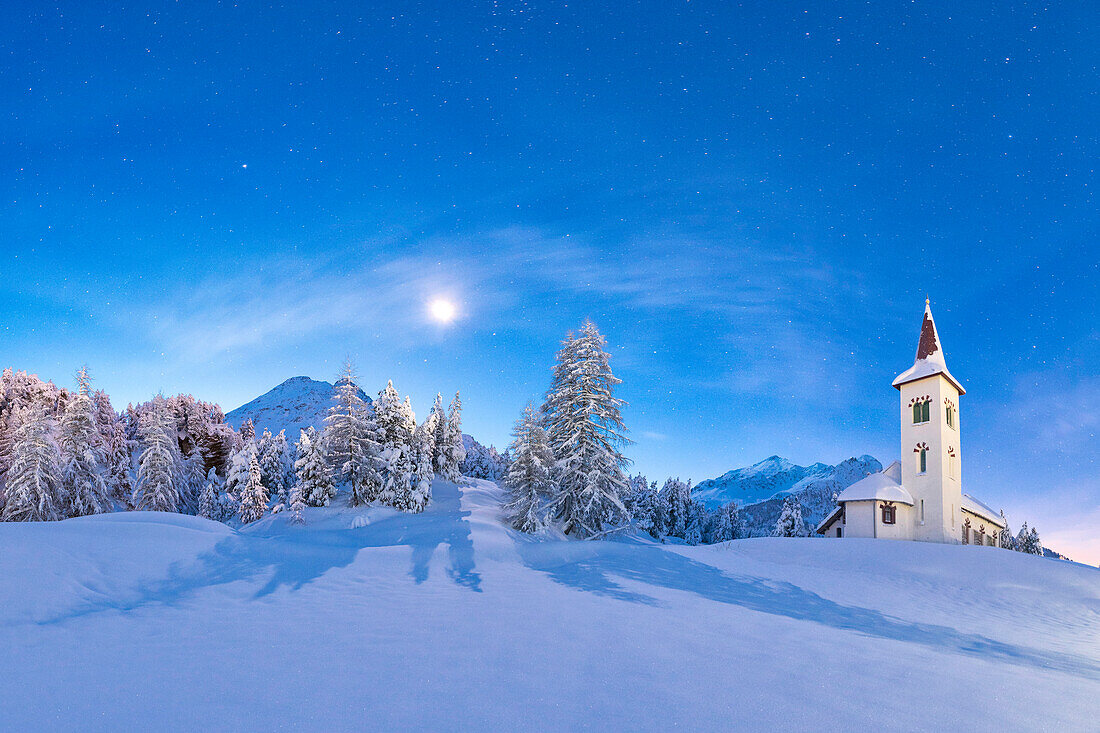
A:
[[225, 442, 257, 500], [260, 429, 294, 504], [430, 393, 448, 472], [177, 446, 209, 515], [375, 381, 416, 509], [93, 390, 132, 504], [1028, 526, 1043, 556], [239, 418, 255, 443], [407, 415, 436, 513], [2, 405, 63, 522], [436, 391, 465, 482], [999, 509, 1015, 550], [132, 397, 181, 513], [288, 479, 306, 524], [541, 321, 631, 538], [659, 478, 692, 539], [502, 404, 554, 533], [58, 368, 111, 517], [323, 360, 369, 486], [198, 467, 222, 520], [238, 452, 267, 524], [773, 495, 808, 537], [707, 503, 739, 543], [295, 428, 336, 507]]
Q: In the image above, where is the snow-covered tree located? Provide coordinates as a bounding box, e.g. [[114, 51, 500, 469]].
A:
[[238, 452, 267, 524], [259, 429, 294, 504], [429, 393, 448, 472], [1016, 522, 1044, 555], [707, 502, 740, 544], [197, 467, 221, 520], [435, 392, 465, 483], [773, 495, 808, 538], [295, 428, 335, 507], [540, 321, 631, 538], [178, 446, 209, 514], [684, 501, 709, 546], [58, 368, 111, 517], [224, 442, 257, 500], [502, 404, 554, 533], [323, 360, 370, 487], [132, 397, 181, 513], [239, 418, 255, 443], [288, 479, 306, 524], [999, 509, 1016, 550], [2, 405, 63, 522], [92, 390, 132, 504], [460, 436, 508, 480], [659, 478, 692, 539], [375, 381, 416, 509], [407, 415, 436, 513]]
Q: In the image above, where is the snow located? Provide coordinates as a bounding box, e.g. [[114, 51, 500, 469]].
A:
[[225, 376, 370, 440], [963, 493, 1005, 526], [892, 358, 966, 394], [692, 454, 881, 509], [836, 469, 915, 506], [1, 479, 1097, 730]]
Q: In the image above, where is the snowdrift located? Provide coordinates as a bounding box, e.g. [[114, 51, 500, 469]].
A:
[[1, 479, 1097, 731]]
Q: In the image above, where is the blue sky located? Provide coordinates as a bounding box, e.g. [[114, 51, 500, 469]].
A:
[[1, 2, 1096, 561]]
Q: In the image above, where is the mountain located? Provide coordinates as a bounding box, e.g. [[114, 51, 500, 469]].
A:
[[225, 376, 370, 440], [693, 454, 882, 509], [1, 480, 1096, 729], [693, 454, 882, 537]]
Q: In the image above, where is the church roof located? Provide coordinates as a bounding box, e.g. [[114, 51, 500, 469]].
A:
[[892, 300, 966, 395], [836, 464, 914, 506], [962, 494, 1006, 528]]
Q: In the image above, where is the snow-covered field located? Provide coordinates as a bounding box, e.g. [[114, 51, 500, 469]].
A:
[[2, 479, 1097, 731]]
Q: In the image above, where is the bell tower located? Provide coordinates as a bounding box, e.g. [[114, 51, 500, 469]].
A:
[[893, 300, 965, 543]]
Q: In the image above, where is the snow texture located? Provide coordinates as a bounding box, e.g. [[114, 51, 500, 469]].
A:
[[0, 478, 1096, 731]]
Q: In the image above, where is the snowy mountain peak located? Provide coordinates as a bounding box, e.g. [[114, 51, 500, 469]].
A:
[[693, 454, 882, 510], [226, 376, 370, 440]]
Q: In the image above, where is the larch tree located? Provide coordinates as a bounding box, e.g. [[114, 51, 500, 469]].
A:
[[238, 452, 268, 524], [58, 367, 111, 518], [540, 321, 631, 538], [323, 360, 369, 487], [502, 403, 554, 533], [132, 397, 181, 513], [2, 405, 63, 522]]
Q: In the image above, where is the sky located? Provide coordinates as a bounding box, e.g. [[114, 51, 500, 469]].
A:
[[0, 2, 1096, 562]]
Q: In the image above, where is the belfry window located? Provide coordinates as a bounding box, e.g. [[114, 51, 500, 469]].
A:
[[912, 399, 931, 424], [946, 405, 957, 429]]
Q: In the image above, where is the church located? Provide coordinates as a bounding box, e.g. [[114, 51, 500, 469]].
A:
[[816, 301, 1006, 545]]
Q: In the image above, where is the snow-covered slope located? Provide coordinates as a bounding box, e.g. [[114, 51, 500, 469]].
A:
[[693, 454, 882, 509], [1, 480, 1097, 731], [225, 376, 369, 439]]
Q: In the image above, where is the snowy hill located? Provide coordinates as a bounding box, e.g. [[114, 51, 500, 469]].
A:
[[1, 479, 1097, 730], [225, 376, 370, 439], [693, 454, 882, 509]]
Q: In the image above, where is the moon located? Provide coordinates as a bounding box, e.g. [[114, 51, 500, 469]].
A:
[[429, 298, 457, 324]]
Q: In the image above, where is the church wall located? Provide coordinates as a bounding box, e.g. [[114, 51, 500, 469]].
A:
[[843, 502, 876, 538], [900, 374, 963, 544]]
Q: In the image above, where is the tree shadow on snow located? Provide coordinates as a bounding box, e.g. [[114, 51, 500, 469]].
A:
[[517, 542, 1100, 681], [35, 482, 481, 626]]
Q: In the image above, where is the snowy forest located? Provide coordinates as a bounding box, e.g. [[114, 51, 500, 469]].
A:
[[0, 322, 1045, 555]]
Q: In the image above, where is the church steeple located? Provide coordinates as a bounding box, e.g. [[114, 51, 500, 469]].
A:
[[892, 300, 965, 394]]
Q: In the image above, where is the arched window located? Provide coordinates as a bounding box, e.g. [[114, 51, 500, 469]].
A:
[[914, 442, 929, 474], [911, 397, 931, 424], [945, 402, 957, 429], [978, 525, 986, 546], [963, 518, 971, 544], [880, 502, 897, 525]]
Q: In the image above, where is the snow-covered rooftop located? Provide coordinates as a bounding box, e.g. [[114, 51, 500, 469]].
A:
[[892, 300, 966, 394], [836, 467, 914, 506], [962, 494, 1005, 528]]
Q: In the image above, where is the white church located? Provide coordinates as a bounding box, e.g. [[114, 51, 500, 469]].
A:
[[816, 301, 1006, 545]]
